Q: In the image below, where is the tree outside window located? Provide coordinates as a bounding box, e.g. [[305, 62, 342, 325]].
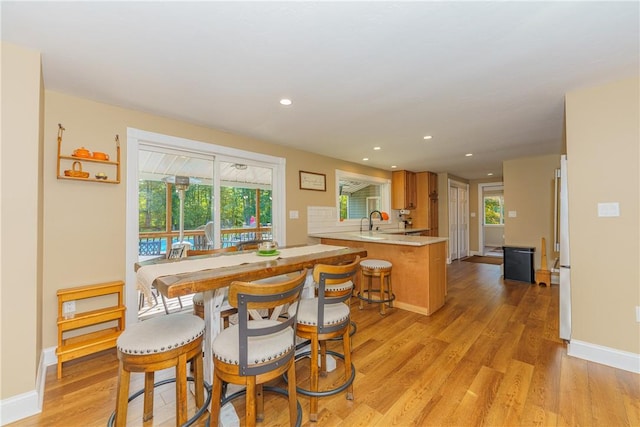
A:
[[339, 195, 349, 220], [219, 187, 272, 228], [484, 195, 504, 225], [139, 181, 213, 233]]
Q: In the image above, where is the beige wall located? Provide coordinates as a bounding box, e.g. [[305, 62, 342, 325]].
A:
[[565, 76, 639, 354], [41, 92, 391, 352], [503, 155, 560, 269], [1, 43, 43, 399]]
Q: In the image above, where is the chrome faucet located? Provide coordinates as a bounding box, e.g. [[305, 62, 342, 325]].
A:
[[360, 217, 368, 233], [369, 210, 383, 231]]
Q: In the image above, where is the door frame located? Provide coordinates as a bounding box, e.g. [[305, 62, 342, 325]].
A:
[[477, 182, 504, 256], [125, 128, 286, 326]]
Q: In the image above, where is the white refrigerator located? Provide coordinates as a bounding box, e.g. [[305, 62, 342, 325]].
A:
[[556, 155, 571, 341]]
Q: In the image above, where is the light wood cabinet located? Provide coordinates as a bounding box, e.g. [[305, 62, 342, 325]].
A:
[[392, 170, 417, 209], [319, 238, 447, 316], [427, 171, 438, 236], [413, 171, 438, 235], [428, 239, 447, 303], [428, 171, 438, 199], [56, 281, 126, 378]]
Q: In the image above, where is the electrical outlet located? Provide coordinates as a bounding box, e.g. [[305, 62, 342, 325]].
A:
[[63, 301, 76, 315]]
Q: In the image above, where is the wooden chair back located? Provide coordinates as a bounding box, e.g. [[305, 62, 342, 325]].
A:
[[312, 256, 360, 333], [228, 269, 307, 376]]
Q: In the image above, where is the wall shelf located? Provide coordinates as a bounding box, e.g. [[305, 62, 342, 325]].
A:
[[56, 123, 121, 184]]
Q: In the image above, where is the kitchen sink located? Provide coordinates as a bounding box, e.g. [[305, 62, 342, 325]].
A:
[[354, 233, 386, 240]]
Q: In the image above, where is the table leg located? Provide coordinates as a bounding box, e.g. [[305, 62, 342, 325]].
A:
[[203, 289, 225, 388]]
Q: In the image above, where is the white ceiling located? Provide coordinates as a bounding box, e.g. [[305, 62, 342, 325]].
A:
[[3, 1, 638, 180]]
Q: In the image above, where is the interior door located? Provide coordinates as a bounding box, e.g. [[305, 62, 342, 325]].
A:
[[448, 181, 469, 261], [457, 186, 469, 258], [449, 186, 459, 260]]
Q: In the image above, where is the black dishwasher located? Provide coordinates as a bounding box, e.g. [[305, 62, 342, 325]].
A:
[[503, 246, 535, 283]]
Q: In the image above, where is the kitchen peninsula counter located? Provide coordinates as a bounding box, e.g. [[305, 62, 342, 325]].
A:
[[308, 232, 448, 316], [309, 231, 445, 246]]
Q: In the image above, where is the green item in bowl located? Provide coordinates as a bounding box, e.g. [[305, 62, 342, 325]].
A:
[[257, 250, 280, 256]]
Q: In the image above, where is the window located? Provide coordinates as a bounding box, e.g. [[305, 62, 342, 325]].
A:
[[135, 138, 283, 257], [336, 170, 390, 221], [127, 128, 286, 325], [218, 161, 273, 246], [137, 147, 215, 253], [484, 195, 504, 225]]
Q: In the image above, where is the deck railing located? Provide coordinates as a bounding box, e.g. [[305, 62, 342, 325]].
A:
[[138, 227, 273, 255]]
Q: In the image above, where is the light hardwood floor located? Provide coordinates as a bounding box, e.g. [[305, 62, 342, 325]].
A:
[[10, 260, 639, 426]]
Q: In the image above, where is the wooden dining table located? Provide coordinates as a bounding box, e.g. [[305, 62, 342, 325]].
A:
[[135, 244, 367, 385]]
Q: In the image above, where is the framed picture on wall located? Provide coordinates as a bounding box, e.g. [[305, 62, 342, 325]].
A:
[[299, 170, 326, 191]]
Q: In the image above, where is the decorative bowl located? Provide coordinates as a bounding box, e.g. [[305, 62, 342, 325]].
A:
[[72, 147, 91, 158], [92, 151, 109, 161]]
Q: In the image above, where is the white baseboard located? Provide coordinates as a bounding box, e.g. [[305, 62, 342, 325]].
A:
[[568, 340, 640, 373], [0, 390, 40, 426], [42, 346, 57, 367], [0, 347, 56, 426]]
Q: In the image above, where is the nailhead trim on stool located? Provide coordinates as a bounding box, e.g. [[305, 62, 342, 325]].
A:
[[113, 313, 207, 427], [117, 313, 204, 354], [358, 259, 394, 315], [360, 259, 392, 270]]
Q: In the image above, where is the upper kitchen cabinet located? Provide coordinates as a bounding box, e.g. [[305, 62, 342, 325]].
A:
[[414, 172, 439, 236], [428, 171, 438, 199], [427, 172, 438, 236], [392, 170, 417, 209]]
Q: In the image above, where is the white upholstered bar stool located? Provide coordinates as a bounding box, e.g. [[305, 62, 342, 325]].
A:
[[288, 257, 360, 421], [358, 259, 395, 315], [210, 270, 307, 427], [113, 313, 208, 427]]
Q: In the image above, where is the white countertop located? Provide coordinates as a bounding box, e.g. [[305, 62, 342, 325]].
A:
[[309, 231, 448, 247]]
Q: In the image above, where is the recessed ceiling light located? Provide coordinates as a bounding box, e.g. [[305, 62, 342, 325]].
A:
[[423, 135, 433, 140], [279, 98, 292, 106], [487, 172, 494, 176], [391, 165, 397, 169], [362, 157, 369, 161], [465, 153, 473, 157], [373, 146, 381, 150]]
